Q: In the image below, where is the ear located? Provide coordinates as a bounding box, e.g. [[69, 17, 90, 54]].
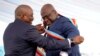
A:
[[53, 10, 57, 14], [21, 14, 27, 20]]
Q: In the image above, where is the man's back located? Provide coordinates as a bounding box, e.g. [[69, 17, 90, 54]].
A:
[[3, 19, 37, 56]]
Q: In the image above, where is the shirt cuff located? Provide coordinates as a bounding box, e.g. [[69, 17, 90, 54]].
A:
[[67, 38, 71, 48]]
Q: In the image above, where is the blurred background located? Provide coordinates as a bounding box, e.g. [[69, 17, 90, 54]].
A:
[[0, 0, 100, 56]]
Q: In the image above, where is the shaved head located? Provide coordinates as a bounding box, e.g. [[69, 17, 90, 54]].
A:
[[41, 4, 56, 17], [15, 5, 33, 24], [15, 5, 32, 19]]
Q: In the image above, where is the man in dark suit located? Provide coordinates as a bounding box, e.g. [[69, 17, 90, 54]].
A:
[[3, 5, 83, 56], [40, 4, 84, 56]]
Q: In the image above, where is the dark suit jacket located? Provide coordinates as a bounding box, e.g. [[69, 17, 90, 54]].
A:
[[46, 15, 81, 56], [3, 19, 70, 56]]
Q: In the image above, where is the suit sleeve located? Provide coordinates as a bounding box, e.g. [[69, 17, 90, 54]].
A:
[[24, 27, 70, 50], [62, 20, 80, 39]]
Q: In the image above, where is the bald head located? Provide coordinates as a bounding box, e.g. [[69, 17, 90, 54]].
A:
[[15, 5, 32, 19], [15, 5, 33, 24], [41, 4, 56, 17]]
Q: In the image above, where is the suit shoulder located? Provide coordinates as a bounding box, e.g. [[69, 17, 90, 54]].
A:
[[58, 15, 71, 23]]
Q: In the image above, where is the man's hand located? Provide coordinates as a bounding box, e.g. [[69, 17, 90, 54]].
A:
[[35, 24, 45, 34], [71, 35, 84, 44]]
